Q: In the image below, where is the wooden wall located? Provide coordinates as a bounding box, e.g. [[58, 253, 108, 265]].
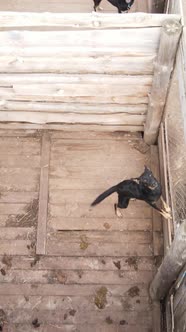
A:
[[0, 0, 154, 14], [0, 12, 179, 129]]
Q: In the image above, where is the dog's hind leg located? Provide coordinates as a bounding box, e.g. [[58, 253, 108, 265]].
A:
[[114, 203, 123, 218], [114, 195, 130, 218], [93, 0, 102, 11]]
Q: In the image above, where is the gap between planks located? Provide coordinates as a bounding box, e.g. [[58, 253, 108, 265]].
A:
[[36, 132, 50, 255]]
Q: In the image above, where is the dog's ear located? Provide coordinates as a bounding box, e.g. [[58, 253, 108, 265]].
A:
[[144, 165, 150, 172]]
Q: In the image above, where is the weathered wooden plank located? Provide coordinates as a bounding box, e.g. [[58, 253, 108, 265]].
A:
[[0, 294, 151, 311], [0, 155, 40, 168], [0, 129, 140, 139], [50, 151, 145, 163], [48, 231, 152, 244], [36, 132, 50, 255], [0, 12, 180, 28], [50, 131, 141, 140], [1, 308, 153, 326], [152, 232, 164, 257], [0, 269, 153, 284], [0, 191, 38, 203], [150, 146, 163, 233], [144, 19, 182, 144], [0, 29, 160, 50], [48, 217, 152, 231], [0, 73, 152, 86], [0, 137, 40, 155], [0, 111, 146, 126], [0, 200, 37, 227], [47, 241, 152, 257], [0, 129, 41, 137], [0, 56, 155, 75], [158, 124, 172, 253], [0, 168, 40, 191], [0, 283, 149, 297], [150, 146, 164, 258], [0, 256, 154, 271], [0, 203, 28, 215], [0, 227, 34, 240], [49, 201, 151, 218], [0, 123, 145, 132], [4, 83, 150, 97], [0, 240, 32, 255], [0, 215, 11, 227], [0, 46, 156, 57], [51, 138, 146, 153], [0, 100, 147, 115], [49, 165, 146, 181], [50, 137, 145, 149], [50, 151, 147, 167], [7, 324, 153, 332]]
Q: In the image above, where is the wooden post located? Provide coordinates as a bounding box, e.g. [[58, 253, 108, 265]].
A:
[[150, 220, 186, 300], [36, 132, 50, 255], [144, 19, 182, 145]]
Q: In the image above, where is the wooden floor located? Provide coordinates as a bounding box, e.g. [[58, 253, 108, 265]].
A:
[[0, 0, 152, 13], [0, 129, 163, 332]]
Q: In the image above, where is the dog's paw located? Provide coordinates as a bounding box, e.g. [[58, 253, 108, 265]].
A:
[[161, 210, 172, 220]]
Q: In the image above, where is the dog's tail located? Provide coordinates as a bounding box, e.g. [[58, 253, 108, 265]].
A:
[[91, 185, 117, 206]]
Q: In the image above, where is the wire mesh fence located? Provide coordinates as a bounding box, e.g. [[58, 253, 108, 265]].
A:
[[165, 101, 186, 226]]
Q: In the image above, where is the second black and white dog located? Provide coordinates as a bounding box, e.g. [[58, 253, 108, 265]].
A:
[[93, 0, 135, 13]]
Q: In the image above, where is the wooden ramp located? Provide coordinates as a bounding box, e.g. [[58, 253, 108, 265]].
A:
[[0, 128, 163, 331]]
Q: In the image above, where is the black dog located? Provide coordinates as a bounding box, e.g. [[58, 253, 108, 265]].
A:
[[93, 0, 135, 13], [91, 166, 171, 219]]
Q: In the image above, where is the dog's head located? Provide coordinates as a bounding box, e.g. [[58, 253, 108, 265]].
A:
[[139, 166, 158, 189]]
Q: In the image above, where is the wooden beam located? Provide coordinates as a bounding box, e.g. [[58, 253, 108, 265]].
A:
[[1, 82, 150, 97], [0, 12, 181, 29], [0, 29, 160, 51], [150, 145, 163, 256], [0, 55, 155, 75], [158, 124, 172, 254], [0, 73, 152, 85], [150, 219, 186, 300], [144, 18, 182, 145], [36, 132, 50, 255], [0, 100, 147, 115], [150, 146, 162, 332], [0, 111, 146, 126], [0, 123, 144, 132]]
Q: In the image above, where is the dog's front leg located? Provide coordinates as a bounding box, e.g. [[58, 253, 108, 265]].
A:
[[147, 201, 172, 220], [160, 196, 171, 214]]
